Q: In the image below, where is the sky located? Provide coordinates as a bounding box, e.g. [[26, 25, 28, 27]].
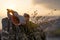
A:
[[0, 0, 60, 17], [33, 0, 60, 16], [0, 0, 60, 29], [34, 0, 60, 10]]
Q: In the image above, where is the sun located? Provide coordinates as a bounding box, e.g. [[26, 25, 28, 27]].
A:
[[4, 2, 16, 10], [7, 4, 15, 9], [3, 0, 32, 11]]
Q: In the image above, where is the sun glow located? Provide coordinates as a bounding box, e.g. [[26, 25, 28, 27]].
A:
[[2, 0, 32, 10], [0, 0, 33, 17], [4, 2, 16, 10]]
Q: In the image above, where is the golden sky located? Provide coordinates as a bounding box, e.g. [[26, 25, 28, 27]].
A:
[[0, 0, 60, 18], [0, 0, 32, 17]]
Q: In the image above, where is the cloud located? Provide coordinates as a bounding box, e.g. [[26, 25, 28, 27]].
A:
[[34, 0, 60, 10]]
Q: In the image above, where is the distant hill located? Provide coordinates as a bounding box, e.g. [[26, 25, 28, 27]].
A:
[[38, 16, 60, 36], [37, 16, 60, 29]]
